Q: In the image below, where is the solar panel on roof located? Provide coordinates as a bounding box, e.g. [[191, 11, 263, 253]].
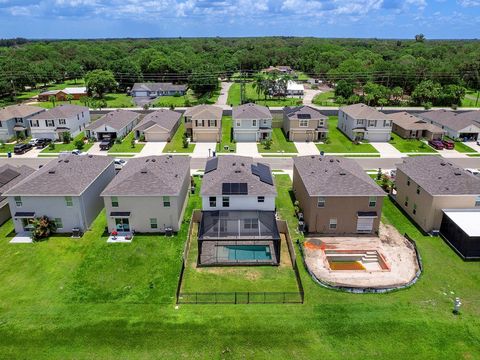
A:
[[252, 163, 273, 185], [222, 182, 248, 195], [204, 157, 218, 174], [0, 168, 20, 187], [297, 114, 311, 119]]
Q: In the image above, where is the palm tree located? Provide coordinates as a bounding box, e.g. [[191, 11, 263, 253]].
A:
[[252, 73, 266, 101], [48, 95, 56, 108], [66, 94, 73, 104]]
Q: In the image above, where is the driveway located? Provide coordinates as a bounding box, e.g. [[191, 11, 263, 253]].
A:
[[135, 142, 166, 157], [14, 147, 43, 158], [192, 142, 216, 158], [216, 82, 233, 106], [303, 89, 322, 105], [235, 142, 260, 157], [294, 142, 320, 156], [371, 143, 403, 158], [86, 142, 107, 156], [435, 149, 469, 158]]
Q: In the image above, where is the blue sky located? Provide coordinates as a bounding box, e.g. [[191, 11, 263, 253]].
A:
[[0, 0, 479, 39]]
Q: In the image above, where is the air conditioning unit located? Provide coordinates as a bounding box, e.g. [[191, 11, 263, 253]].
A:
[[71, 228, 83, 238], [298, 221, 305, 232]]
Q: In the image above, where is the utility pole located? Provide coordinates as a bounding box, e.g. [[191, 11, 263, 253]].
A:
[[10, 79, 16, 99]]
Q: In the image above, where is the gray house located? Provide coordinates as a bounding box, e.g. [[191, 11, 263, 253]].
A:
[[4, 155, 115, 235], [133, 109, 181, 142], [85, 110, 141, 140], [232, 103, 273, 142], [101, 155, 190, 233], [0, 104, 45, 140], [283, 106, 328, 141], [131, 83, 187, 98], [417, 110, 480, 141]]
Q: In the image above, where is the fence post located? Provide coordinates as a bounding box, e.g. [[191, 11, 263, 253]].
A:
[[235, 292, 237, 304], [196, 292, 198, 304], [247, 292, 250, 304]]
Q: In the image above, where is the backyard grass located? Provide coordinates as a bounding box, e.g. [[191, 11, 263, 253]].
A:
[[40, 132, 93, 153], [35, 93, 134, 109], [108, 131, 145, 153], [152, 89, 219, 108], [162, 121, 195, 153], [312, 90, 339, 106], [216, 116, 236, 153], [389, 133, 437, 153], [316, 117, 379, 154], [461, 90, 480, 107], [227, 83, 303, 107], [257, 128, 298, 153]]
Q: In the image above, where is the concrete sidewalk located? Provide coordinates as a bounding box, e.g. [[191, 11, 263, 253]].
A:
[[235, 142, 260, 157], [135, 142, 166, 157], [371, 143, 403, 158], [192, 142, 216, 158], [294, 142, 320, 156]]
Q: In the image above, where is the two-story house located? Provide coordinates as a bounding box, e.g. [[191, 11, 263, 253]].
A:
[[85, 110, 141, 141], [198, 155, 280, 266], [283, 106, 328, 141], [337, 103, 392, 142], [28, 104, 90, 141], [184, 105, 222, 142], [0, 105, 45, 140], [232, 103, 273, 142], [293, 156, 385, 235], [4, 155, 115, 236]]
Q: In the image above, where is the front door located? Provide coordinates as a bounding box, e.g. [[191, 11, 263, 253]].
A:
[[21, 218, 35, 231], [115, 218, 130, 232]]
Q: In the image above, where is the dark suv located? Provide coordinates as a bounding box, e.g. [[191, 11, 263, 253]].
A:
[[36, 138, 52, 149], [100, 138, 114, 151], [13, 143, 33, 154]]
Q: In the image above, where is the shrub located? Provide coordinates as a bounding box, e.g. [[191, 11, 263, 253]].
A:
[[74, 139, 84, 150], [0, 140, 5, 149], [62, 132, 72, 144], [139, 134, 145, 142], [31, 216, 57, 242], [48, 142, 55, 150], [115, 138, 122, 144], [131, 137, 136, 148], [182, 133, 189, 148]]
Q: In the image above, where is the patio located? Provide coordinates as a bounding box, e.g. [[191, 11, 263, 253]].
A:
[[9, 231, 33, 244], [107, 231, 134, 243]]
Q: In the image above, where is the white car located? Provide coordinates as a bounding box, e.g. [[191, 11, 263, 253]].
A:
[[114, 158, 127, 170], [28, 138, 39, 146]]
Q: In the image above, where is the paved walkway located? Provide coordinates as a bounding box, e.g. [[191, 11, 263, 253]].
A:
[[371, 143, 403, 158], [294, 142, 320, 156], [216, 82, 233, 106], [235, 142, 260, 157], [135, 142, 166, 157], [192, 142, 216, 158], [10, 232, 33, 244], [435, 149, 469, 158]]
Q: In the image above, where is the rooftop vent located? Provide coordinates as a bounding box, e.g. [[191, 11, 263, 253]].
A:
[[140, 168, 148, 174], [311, 155, 315, 159], [146, 159, 150, 162], [339, 171, 346, 175], [64, 160, 69, 163], [151, 159, 156, 162], [454, 171, 462, 176], [48, 170, 55, 174], [440, 162, 446, 166], [88, 155, 93, 158], [329, 159, 334, 163]]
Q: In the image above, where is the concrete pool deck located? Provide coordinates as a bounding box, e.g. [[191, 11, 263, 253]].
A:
[[303, 223, 419, 289]]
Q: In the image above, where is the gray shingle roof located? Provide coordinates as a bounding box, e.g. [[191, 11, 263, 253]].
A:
[[131, 83, 187, 92], [101, 156, 190, 196], [29, 104, 88, 120], [133, 109, 181, 133], [4, 155, 113, 196], [201, 156, 276, 196], [340, 103, 387, 121], [0, 165, 35, 204], [294, 155, 385, 196], [418, 110, 480, 131], [184, 105, 223, 120], [232, 103, 272, 120], [0, 104, 45, 122], [85, 110, 140, 132], [284, 106, 327, 121], [397, 156, 480, 195], [388, 111, 444, 133]]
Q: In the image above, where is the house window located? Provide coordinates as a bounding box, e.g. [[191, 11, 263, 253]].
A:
[[30, 120, 39, 127], [208, 120, 215, 127], [329, 218, 337, 229], [368, 120, 376, 127], [475, 196, 480, 207], [14, 196, 22, 207], [383, 120, 392, 127], [244, 218, 259, 230], [59, 119, 66, 125], [416, 186, 420, 195], [407, 178, 410, 186], [77, 114, 80, 120], [54, 218, 63, 229], [257, 196, 265, 203], [369, 196, 377, 207], [413, 204, 417, 215], [209, 196, 217, 207], [404, 196, 409, 207], [45, 120, 55, 127], [236, 121, 241, 127], [299, 120, 308, 127], [317, 197, 325, 208], [263, 119, 267, 125], [252, 120, 257, 127], [163, 196, 171, 207], [150, 218, 158, 229], [111, 196, 118, 207], [65, 196, 73, 207], [357, 119, 364, 125], [222, 196, 229, 208], [0, 122, 2, 127]]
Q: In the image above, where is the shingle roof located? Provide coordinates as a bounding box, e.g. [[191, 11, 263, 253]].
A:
[[101, 155, 190, 196], [397, 156, 480, 195], [340, 103, 387, 121], [388, 111, 444, 133], [0, 104, 45, 122], [184, 105, 222, 120], [29, 104, 88, 120], [85, 110, 140, 132], [418, 110, 480, 131], [232, 103, 272, 120], [294, 155, 385, 196], [0, 165, 35, 204], [39, 87, 86, 96], [131, 83, 187, 92], [201, 156, 276, 196], [133, 109, 181, 133], [4, 155, 113, 196], [284, 106, 327, 121]]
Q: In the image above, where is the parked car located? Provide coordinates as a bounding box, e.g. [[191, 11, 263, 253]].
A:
[[441, 139, 455, 150], [35, 138, 52, 148], [114, 158, 127, 170], [428, 139, 444, 150], [28, 138, 39, 146], [13, 143, 32, 154], [59, 150, 87, 158], [100, 138, 114, 151]]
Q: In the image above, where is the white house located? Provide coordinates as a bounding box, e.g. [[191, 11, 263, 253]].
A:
[[286, 81, 304, 96], [232, 103, 273, 142], [0, 105, 45, 141], [85, 109, 141, 140]]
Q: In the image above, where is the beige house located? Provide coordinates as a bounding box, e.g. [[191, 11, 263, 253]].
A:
[[389, 111, 444, 141], [133, 109, 181, 142], [184, 105, 222, 142], [395, 156, 480, 233], [293, 156, 386, 235], [101, 155, 190, 233], [283, 106, 328, 141]]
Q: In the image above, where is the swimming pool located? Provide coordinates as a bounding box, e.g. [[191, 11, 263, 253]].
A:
[[220, 245, 272, 261]]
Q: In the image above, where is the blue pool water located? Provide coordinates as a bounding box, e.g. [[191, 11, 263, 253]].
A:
[[225, 245, 272, 261]]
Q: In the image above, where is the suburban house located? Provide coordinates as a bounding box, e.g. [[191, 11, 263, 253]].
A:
[[439, 209, 480, 260], [4, 155, 115, 235], [388, 111, 444, 141], [37, 87, 87, 102], [293, 156, 386, 235], [232, 103, 273, 142], [28, 104, 90, 141], [198, 155, 280, 266], [130, 83, 187, 98], [0, 164, 35, 225], [286, 81, 304, 96], [101, 155, 190, 234], [395, 156, 480, 233], [417, 109, 480, 141], [85, 109, 141, 140], [133, 109, 181, 142], [283, 106, 328, 142], [0, 104, 45, 140], [337, 103, 392, 142], [264, 66, 294, 75], [184, 105, 222, 142]]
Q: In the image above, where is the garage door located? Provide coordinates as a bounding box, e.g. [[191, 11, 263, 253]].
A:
[[366, 132, 390, 142], [356, 217, 374, 233], [235, 132, 256, 142], [146, 132, 169, 142], [195, 132, 218, 142], [134, 91, 148, 97]]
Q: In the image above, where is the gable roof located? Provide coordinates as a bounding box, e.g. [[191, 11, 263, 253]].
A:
[[30, 104, 88, 120], [184, 105, 222, 121], [201, 156, 276, 196], [340, 103, 387, 121], [4, 155, 113, 196], [232, 103, 272, 120], [131, 83, 187, 93], [133, 109, 181, 133], [418, 110, 480, 131], [0, 165, 35, 204], [397, 156, 480, 195], [388, 111, 444, 133], [0, 104, 45, 122], [85, 110, 140, 132], [101, 155, 190, 197], [294, 155, 385, 197], [39, 87, 87, 96], [284, 106, 327, 121]]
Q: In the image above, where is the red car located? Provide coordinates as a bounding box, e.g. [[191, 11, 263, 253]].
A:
[[441, 139, 455, 150], [428, 139, 444, 150]]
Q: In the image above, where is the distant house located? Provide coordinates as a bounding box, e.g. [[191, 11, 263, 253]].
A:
[[28, 104, 90, 141], [232, 103, 273, 142], [5, 155, 115, 235], [0, 104, 45, 140], [388, 111, 444, 141], [337, 103, 392, 142], [417, 109, 480, 141], [101, 155, 190, 233], [133, 109, 181, 142], [38, 87, 87, 102], [283, 106, 328, 142], [131, 83, 187, 98], [293, 156, 385, 235], [85, 109, 141, 140], [264, 66, 294, 75], [286, 81, 304, 96], [184, 105, 222, 142]]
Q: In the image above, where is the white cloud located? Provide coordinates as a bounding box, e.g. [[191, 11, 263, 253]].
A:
[[458, 0, 480, 6]]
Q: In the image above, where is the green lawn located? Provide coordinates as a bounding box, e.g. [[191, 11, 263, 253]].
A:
[[312, 91, 339, 106], [108, 131, 145, 153], [316, 117, 379, 154], [35, 93, 134, 109], [162, 121, 195, 153], [41, 132, 93, 153], [257, 128, 298, 153], [295, 71, 310, 81], [152, 89, 219, 108], [227, 83, 303, 107], [216, 116, 236, 153], [389, 133, 437, 153], [0, 143, 17, 153], [452, 140, 477, 153], [462, 90, 480, 108]]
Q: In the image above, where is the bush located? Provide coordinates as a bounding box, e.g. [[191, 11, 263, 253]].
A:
[[323, 137, 331, 144], [62, 132, 71, 144], [0, 140, 5, 149], [31, 216, 57, 242], [74, 139, 84, 150], [182, 133, 189, 148], [115, 138, 122, 144], [139, 134, 145, 142], [48, 142, 55, 150], [130, 138, 136, 148]]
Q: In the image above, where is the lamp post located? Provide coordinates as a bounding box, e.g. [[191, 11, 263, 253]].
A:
[[453, 297, 462, 315]]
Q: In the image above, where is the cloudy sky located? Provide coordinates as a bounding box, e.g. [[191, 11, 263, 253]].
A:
[[0, 0, 479, 39]]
